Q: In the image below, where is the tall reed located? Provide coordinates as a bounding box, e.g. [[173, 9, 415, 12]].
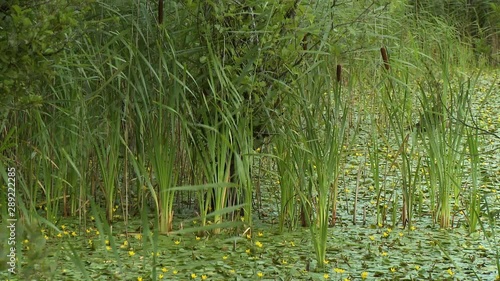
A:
[[419, 58, 469, 228], [197, 119, 233, 234], [379, 47, 420, 228], [93, 116, 121, 223], [466, 127, 480, 233], [276, 134, 301, 231], [149, 113, 178, 233], [290, 60, 348, 269]]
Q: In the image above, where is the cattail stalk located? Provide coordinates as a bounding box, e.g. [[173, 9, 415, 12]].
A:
[[336, 64, 342, 83], [380, 47, 390, 71]]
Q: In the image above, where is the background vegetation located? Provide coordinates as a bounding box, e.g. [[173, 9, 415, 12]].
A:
[[1, 0, 499, 280]]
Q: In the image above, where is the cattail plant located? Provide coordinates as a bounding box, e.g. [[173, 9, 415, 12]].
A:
[[419, 55, 470, 228], [378, 45, 422, 228], [289, 60, 348, 269]]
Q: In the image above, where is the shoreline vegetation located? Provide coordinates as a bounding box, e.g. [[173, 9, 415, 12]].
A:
[[1, 0, 499, 280]]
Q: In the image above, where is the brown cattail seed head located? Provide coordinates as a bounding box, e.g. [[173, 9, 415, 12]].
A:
[[380, 47, 390, 71], [158, 0, 164, 25]]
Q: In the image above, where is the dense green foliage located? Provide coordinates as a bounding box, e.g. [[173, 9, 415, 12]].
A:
[[0, 0, 91, 110], [1, 0, 499, 280], [409, 0, 500, 61]]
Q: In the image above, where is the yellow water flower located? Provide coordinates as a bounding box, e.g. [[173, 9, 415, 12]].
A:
[[323, 273, 329, 279], [447, 268, 454, 276], [191, 273, 197, 279], [223, 255, 228, 260], [201, 274, 207, 280], [369, 235, 375, 241], [137, 277, 142, 281], [257, 272, 264, 278], [334, 268, 345, 274], [255, 241, 263, 248], [106, 246, 111, 251], [258, 232, 264, 237], [161, 267, 168, 272], [129, 251, 135, 257], [390, 267, 396, 273], [415, 265, 421, 270], [159, 274, 164, 279], [173, 270, 178, 274], [245, 249, 251, 254], [174, 240, 181, 245], [361, 271, 368, 279]]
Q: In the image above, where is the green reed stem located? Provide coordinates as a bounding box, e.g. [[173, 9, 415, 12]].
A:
[[420, 65, 469, 228], [466, 127, 480, 233]]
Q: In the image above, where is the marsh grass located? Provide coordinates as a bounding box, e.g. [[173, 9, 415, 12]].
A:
[[467, 126, 480, 233], [2, 0, 499, 280], [93, 118, 121, 223], [196, 120, 233, 233], [418, 59, 471, 228], [276, 133, 301, 231], [378, 47, 421, 228], [285, 60, 348, 269]]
